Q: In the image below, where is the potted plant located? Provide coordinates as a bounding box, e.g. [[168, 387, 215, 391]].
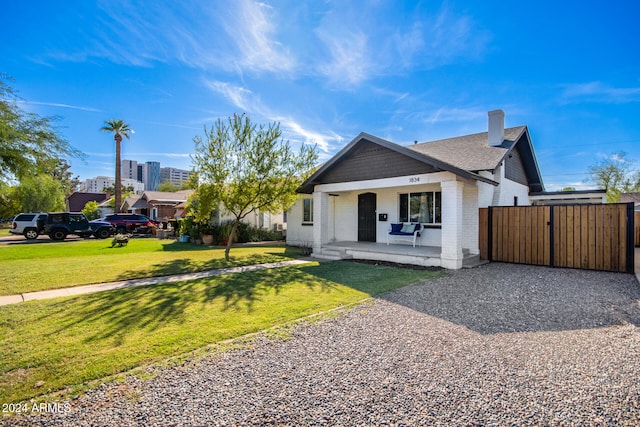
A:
[[201, 223, 215, 246], [177, 217, 193, 243]]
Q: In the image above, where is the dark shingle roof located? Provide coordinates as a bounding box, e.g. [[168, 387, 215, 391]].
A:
[[407, 126, 527, 172], [620, 193, 640, 204]]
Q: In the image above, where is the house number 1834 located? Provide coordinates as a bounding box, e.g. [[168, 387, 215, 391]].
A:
[[409, 177, 420, 183]]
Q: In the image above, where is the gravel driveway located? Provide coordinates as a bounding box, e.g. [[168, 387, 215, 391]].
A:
[[4, 263, 640, 426]]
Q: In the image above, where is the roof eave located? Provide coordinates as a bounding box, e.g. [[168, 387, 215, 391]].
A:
[[297, 132, 499, 193]]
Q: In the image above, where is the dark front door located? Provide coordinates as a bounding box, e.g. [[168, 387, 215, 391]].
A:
[[358, 192, 377, 242]]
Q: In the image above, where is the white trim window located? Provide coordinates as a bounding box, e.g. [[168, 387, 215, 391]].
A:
[[302, 198, 313, 223], [399, 191, 441, 224]]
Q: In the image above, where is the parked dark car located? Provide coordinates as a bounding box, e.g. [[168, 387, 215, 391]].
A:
[[98, 214, 158, 234], [43, 212, 115, 240]]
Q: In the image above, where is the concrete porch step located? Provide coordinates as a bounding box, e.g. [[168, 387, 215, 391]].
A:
[[312, 248, 353, 261]]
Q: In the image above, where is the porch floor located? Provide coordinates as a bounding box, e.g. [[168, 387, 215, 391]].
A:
[[314, 241, 483, 269], [325, 241, 442, 257]]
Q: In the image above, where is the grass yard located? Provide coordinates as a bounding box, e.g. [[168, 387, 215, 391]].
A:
[[0, 239, 301, 295], [0, 260, 443, 403]]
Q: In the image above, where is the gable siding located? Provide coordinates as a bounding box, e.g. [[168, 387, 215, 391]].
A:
[[505, 146, 528, 186], [319, 140, 439, 184]]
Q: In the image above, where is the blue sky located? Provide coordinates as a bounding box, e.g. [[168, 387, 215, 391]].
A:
[[3, 0, 639, 190]]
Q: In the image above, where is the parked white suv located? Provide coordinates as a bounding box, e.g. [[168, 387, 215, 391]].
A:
[[9, 213, 48, 239]]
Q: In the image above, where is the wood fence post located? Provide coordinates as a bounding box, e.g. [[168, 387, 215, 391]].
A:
[[549, 205, 555, 268], [626, 202, 635, 274]]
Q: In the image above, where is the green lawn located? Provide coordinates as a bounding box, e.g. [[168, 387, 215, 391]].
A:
[[0, 239, 301, 295], [0, 260, 443, 403]]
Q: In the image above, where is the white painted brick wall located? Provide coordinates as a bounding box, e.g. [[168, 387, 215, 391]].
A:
[[462, 184, 479, 254], [440, 180, 463, 269], [285, 198, 314, 246]]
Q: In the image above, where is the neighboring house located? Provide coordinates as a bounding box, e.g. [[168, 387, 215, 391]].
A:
[[216, 208, 286, 231], [66, 192, 108, 212], [122, 190, 194, 220], [530, 189, 606, 205], [287, 110, 545, 269], [620, 193, 640, 211], [123, 190, 287, 231], [97, 198, 114, 217]]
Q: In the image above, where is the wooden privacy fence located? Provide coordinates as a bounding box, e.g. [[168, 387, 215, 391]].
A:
[[479, 203, 634, 273], [635, 212, 640, 247]]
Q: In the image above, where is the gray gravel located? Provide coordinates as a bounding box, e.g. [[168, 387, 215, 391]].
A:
[[4, 262, 640, 426]]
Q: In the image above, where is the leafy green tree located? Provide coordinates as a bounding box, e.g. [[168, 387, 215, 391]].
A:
[[0, 75, 83, 184], [14, 174, 65, 212], [82, 200, 101, 220], [100, 119, 132, 213], [0, 182, 19, 219], [41, 159, 81, 197], [586, 151, 634, 202], [158, 177, 196, 192], [561, 187, 576, 192], [192, 113, 317, 259], [158, 181, 181, 192]]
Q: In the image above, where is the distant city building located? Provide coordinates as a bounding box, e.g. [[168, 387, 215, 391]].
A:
[[88, 159, 186, 192], [82, 176, 144, 194], [141, 161, 161, 191], [83, 176, 113, 193], [121, 159, 138, 181], [160, 167, 191, 186], [122, 179, 145, 194]]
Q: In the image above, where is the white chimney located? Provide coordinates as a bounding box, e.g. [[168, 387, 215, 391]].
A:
[[488, 109, 505, 147]]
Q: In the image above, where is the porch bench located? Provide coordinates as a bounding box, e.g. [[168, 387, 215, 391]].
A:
[[387, 223, 422, 247]]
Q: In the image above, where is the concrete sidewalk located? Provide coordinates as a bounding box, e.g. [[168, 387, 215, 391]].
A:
[[0, 259, 311, 307]]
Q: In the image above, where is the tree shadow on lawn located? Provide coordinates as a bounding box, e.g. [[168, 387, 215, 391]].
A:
[[50, 264, 341, 345], [379, 262, 640, 334], [113, 251, 297, 281]]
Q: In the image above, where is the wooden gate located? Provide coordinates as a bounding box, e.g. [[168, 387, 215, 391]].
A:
[[479, 203, 634, 273]]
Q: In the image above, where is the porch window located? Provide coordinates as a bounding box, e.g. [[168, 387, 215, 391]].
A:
[[302, 198, 313, 223], [398, 192, 441, 224]]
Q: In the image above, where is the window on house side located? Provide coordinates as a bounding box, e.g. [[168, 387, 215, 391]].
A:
[[399, 192, 441, 224], [303, 199, 313, 223]]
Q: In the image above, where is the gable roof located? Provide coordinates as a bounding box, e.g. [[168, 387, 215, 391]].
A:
[[66, 192, 108, 212], [298, 132, 498, 193], [141, 190, 194, 203], [409, 125, 544, 192], [408, 126, 525, 171]]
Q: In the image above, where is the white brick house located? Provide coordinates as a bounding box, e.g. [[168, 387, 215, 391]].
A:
[[286, 110, 545, 269]]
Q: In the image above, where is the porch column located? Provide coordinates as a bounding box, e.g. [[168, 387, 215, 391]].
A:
[[312, 191, 329, 253], [440, 180, 464, 269]]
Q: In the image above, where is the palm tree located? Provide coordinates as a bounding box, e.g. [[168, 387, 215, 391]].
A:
[[100, 119, 132, 213]]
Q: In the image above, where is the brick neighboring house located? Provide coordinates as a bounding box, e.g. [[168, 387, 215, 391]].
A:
[[66, 192, 108, 212], [122, 190, 194, 220]]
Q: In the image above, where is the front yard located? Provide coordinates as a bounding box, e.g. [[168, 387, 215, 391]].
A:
[[0, 239, 302, 295], [0, 242, 442, 404]]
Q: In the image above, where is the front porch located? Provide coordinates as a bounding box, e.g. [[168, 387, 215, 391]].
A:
[[312, 241, 482, 268]]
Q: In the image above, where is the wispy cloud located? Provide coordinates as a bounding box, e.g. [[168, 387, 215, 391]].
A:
[[203, 78, 342, 154], [422, 107, 487, 124], [220, 0, 294, 73], [204, 80, 253, 112], [41, 0, 293, 75], [561, 81, 640, 104], [275, 116, 343, 153], [313, 3, 490, 88], [18, 100, 102, 113], [316, 29, 372, 89]]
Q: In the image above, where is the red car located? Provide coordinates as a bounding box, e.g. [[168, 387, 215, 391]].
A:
[[98, 214, 158, 234]]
